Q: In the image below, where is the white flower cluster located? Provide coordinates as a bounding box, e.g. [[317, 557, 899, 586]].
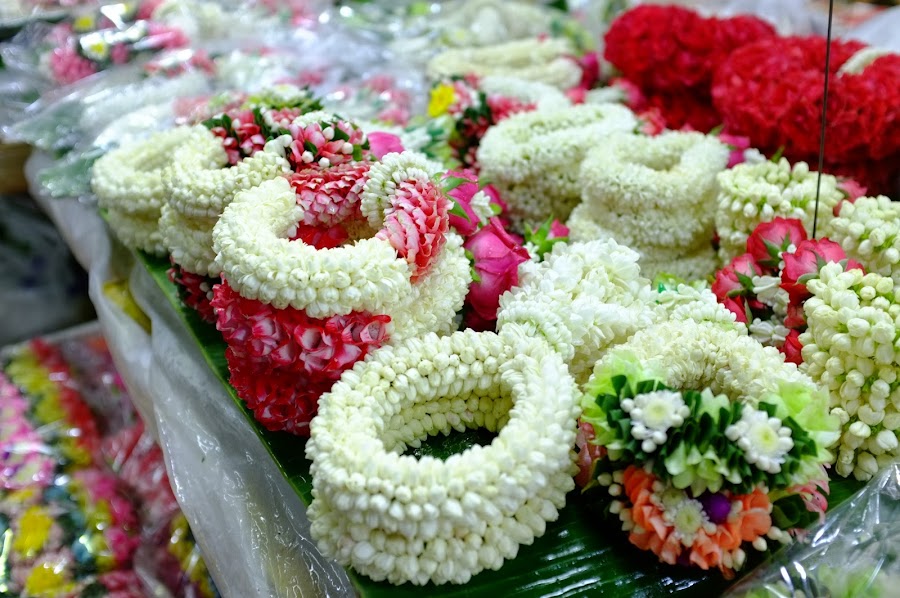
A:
[[567, 205, 720, 281], [91, 126, 198, 255], [800, 262, 900, 480], [830, 196, 900, 288], [478, 75, 571, 111], [593, 320, 819, 408], [497, 239, 656, 383], [623, 390, 690, 453], [725, 406, 794, 474], [427, 38, 582, 90], [360, 151, 443, 230], [164, 126, 292, 219], [306, 329, 579, 585], [653, 284, 741, 329], [213, 177, 470, 324], [715, 158, 843, 261], [570, 131, 729, 281], [477, 104, 638, 231], [158, 205, 220, 277]]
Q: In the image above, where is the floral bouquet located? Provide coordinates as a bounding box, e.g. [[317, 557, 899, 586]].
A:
[[603, 4, 776, 131], [712, 37, 900, 194], [713, 217, 863, 363], [209, 132, 472, 434], [568, 130, 730, 281], [425, 74, 568, 168], [577, 321, 839, 577]]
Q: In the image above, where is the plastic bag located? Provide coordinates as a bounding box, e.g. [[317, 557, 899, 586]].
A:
[[727, 464, 900, 597]]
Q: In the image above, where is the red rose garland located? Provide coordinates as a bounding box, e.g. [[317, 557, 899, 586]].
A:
[[713, 37, 900, 192], [604, 5, 775, 131]]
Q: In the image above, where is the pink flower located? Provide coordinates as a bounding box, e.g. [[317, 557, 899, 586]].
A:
[[780, 239, 863, 304], [574, 421, 605, 488], [784, 301, 807, 330], [719, 132, 752, 167], [49, 46, 97, 85], [782, 329, 804, 364], [289, 161, 369, 227], [722, 296, 750, 324], [838, 178, 867, 200], [549, 219, 570, 239], [746, 217, 808, 270], [110, 43, 131, 65], [377, 180, 450, 281], [367, 132, 404, 160], [579, 51, 601, 90], [712, 253, 761, 301], [464, 218, 530, 326], [443, 170, 503, 237]]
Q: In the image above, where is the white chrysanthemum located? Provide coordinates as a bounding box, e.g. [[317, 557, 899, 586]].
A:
[[726, 406, 794, 474], [592, 320, 820, 409], [164, 126, 292, 219], [159, 205, 219, 277], [800, 262, 900, 481], [752, 274, 790, 316], [579, 131, 730, 246], [830, 196, 900, 288], [497, 239, 656, 383], [104, 208, 167, 256], [360, 152, 443, 230], [478, 103, 638, 231], [427, 37, 582, 90], [748, 318, 792, 348], [92, 125, 198, 217], [715, 158, 843, 262], [622, 390, 689, 453], [307, 329, 579, 585]]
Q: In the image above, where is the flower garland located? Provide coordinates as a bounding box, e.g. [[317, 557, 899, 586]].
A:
[[577, 325, 839, 576], [306, 328, 579, 585], [426, 37, 583, 91], [830, 196, 900, 288], [0, 373, 55, 492], [496, 239, 656, 383], [477, 103, 638, 231], [603, 5, 775, 131], [715, 159, 844, 262], [211, 150, 470, 434], [800, 263, 900, 481], [712, 37, 900, 193], [426, 74, 568, 168], [713, 217, 863, 364]]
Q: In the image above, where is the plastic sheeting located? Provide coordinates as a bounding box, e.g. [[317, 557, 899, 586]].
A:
[[727, 464, 900, 597]]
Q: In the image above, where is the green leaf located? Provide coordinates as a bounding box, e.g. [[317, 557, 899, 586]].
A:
[[449, 201, 472, 222], [770, 146, 785, 162]]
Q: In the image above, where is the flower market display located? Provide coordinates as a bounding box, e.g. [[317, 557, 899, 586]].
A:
[[5, 0, 900, 596]]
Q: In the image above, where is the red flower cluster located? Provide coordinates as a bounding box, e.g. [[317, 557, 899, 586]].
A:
[[289, 161, 369, 227], [286, 118, 369, 170], [168, 262, 217, 324], [713, 37, 900, 192], [211, 282, 391, 434], [712, 218, 863, 363], [377, 179, 450, 281], [604, 5, 775, 131]]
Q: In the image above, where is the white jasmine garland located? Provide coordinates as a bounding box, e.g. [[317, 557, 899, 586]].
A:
[[715, 159, 843, 262], [158, 205, 220, 277], [800, 262, 900, 481], [653, 285, 741, 329], [725, 406, 794, 474], [104, 208, 167, 256], [427, 38, 582, 90], [478, 75, 571, 110], [578, 131, 730, 246], [92, 125, 198, 217], [497, 239, 656, 383], [830, 196, 900, 288], [164, 126, 292, 219], [306, 329, 579, 585], [477, 104, 638, 231], [360, 152, 444, 230]]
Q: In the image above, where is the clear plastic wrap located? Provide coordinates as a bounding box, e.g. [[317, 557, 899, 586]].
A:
[[846, 6, 900, 53], [728, 464, 900, 598]]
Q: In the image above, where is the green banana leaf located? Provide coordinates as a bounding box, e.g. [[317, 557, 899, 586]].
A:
[[138, 251, 865, 597]]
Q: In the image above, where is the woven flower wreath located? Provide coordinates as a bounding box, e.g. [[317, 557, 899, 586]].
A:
[[159, 88, 325, 321], [571, 131, 729, 280], [477, 103, 638, 231], [577, 320, 840, 577], [306, 328, 579, 585], [211, 151, 471, 434], [92, 126, 201, 255], [715, 158, 845, 263], [427, 37, 583, 91]]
